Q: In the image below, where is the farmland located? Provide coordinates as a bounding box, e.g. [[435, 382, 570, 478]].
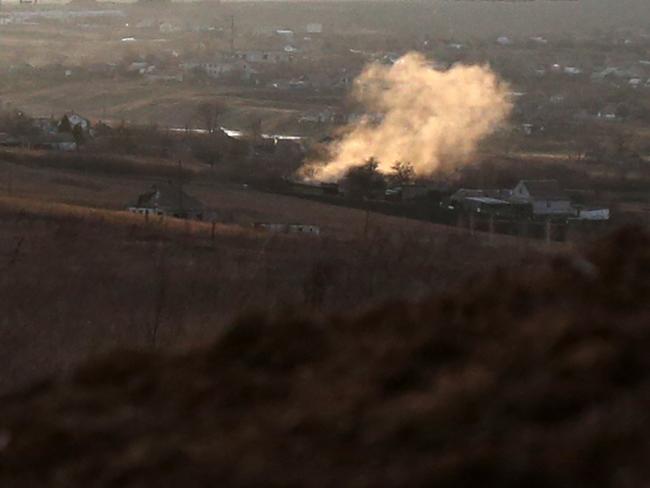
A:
[[0, 149, 555, 393]]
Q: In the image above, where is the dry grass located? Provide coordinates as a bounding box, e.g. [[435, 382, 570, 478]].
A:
[[0, 190, 549, 393], [0, 151, 564, 392], [0, 228, 647, 487]]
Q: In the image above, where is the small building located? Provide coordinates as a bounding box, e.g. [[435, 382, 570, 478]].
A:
[[448, 188, 520, 218], [0, 132, 22, 148], [597, 104, 619, 120], [288, 224, 320, 235], [253, 222, 320, 236], [563, 66, 583, 76], [511, 180, 575, 218], [574, 207, 610, 221], [145, 72, 184, 83], [233, 51, 293, 64], [461, 196, 514, 217], [306, 23, 323, 34], [32, 117, 59, 136], [128, 183, 204, 219], [497, 36, 513, 46], [450, 188, 513, 203], [202, 60, 258, 81], [60, 112, 91, 132], [33, 132, 77, 151]]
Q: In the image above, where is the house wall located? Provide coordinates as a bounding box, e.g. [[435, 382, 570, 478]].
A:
[[67, 114, 89, 130], [532, 200, 575, 216], [203, 63, 235, 78], [578, 208, 610, 221], [128, 207, 203, 220], [254, 223, 320, 235], [512, 182, 530, 199], [57, 142, 77, 151], [288, 224, 320, 235], [128, 206, 165, 216], [236, 52, 291, 64]]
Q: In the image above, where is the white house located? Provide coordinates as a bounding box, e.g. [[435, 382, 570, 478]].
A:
[[63, 112, 90, 131], [575, 207, 610, 221], [306, 23, 323, 34], [511, 180, 575, 218], [253, 222, 320, 235], [128, 184, 204, 220], [597, 104, 619, 120], [564, 66, 583, 76]]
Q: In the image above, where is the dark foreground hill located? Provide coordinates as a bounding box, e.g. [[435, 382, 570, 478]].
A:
[[0, 228, 649, 487]]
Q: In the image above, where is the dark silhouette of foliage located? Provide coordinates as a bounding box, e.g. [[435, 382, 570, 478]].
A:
[[344, 157, 387, 199]]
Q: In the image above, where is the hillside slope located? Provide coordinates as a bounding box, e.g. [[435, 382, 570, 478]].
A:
[[0, 228, 648, 487]]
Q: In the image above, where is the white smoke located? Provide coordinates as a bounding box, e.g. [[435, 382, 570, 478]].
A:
[[301, 52, 512, 181]]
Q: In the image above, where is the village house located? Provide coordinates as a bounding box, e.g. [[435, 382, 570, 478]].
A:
[[233, 50, 293, 64], [573, 206, 610, 221], [127, 61, 152, 75], [60, 112, 91, 132], [450, 188, 513, 203], [597, 104, 620, 121], [33, 132, 77, 151], [448, 188, 519, 218], [198, 59, 259, 82], [511, 180, 575, 218], [145, 70, 184, 83], [563, 66, 583, 76], [305, 23, 323, 34], [0, 132, 22, 147], [253, 222, 320, 236], [128, 183, 204, 220], [32, 117, 59, 136], [450, 181, 580, 220]]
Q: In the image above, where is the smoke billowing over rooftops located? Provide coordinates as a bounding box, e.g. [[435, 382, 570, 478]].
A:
[[300, 52, 512, 182]]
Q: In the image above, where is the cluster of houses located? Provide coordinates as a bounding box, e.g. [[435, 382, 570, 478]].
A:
[[0, 111, 92, 151], [286, 178, 610, 224], [448, 180, 610, 222], [127, 183, 321, 235], [521, 60, 650, 90]]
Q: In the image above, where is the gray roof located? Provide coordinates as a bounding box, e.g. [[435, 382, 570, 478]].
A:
[[519, 180, 568, 200], [134, 184, 203, 212], [451, 188, 513, 201], [465, 196, 511, 205]]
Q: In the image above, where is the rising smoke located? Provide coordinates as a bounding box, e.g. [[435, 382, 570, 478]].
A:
[[301, 52, 512, 182]]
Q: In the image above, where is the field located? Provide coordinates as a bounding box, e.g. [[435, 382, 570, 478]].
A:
[[0, 76, 335, 133], [0, 225, 647, 486], [0, 149, 557, 393]]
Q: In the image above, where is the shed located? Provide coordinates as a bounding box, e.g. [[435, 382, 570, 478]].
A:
[[128, 183, 204, 219]]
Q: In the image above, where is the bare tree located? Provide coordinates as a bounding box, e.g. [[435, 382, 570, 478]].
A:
[[195, 101, 224, 134], [389, 161, 415, 186]]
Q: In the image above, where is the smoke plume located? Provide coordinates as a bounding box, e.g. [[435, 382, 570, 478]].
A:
[[301, 52, 512, 181]]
